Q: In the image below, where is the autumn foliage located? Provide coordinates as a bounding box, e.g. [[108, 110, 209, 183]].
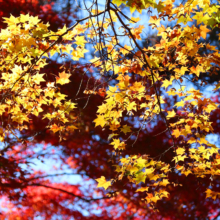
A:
[[1, 0, 220, 219]]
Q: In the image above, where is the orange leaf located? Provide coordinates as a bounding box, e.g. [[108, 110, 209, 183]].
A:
[[56, 71, 71, 85]]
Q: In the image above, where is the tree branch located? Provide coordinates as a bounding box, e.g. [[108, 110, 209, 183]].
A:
[[29, 183, 111, 202]]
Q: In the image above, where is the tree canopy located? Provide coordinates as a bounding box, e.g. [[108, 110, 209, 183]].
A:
[[1, 0, 220, 219]]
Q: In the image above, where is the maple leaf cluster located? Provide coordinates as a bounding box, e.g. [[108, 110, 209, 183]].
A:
[[1, 0, 220, 219]]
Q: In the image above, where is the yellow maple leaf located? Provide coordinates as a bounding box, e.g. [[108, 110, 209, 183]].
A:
[[190, 65, 203, 77], [127, 101, 137, 111], [71, 47, 88, 61], [149, 16, 161, 26], [145, 193, 158, 203], [50, 124, 62, 133], [67, 125, 78, 132], [174, 100, 185, 108], [136, 157, 147, 169], [75, 36, 87, 46], [130, 17, 141, 23], [205, 189, 220, 200], [177, 14, 192, 25], [159, 178, 170, 186], [183, 170, 192, 176], [145, 168, 155, 176], [97, 103, 108, 114], [29, 15, 41, 25], [110, 138, 120, 149], [110, 138, 126, 150], [167, 110, 176, 118], [3, 14, 20, 25], [199, 25, 210, 39], [172, 155, 187, 163], [136, 186, 149, 192], [56, 71, 71, 85], [20, 14, 31, 23], [32, 73, 45, 84], [162, 78, 173, 89], [135, 172, 146, 184], [120, 125, 131, 134], [12, 112, 29, 124], [93, 115, 106, 127], [176, 147, 185, 155], [96, 176, 111, 190], [157, 189, 170, 198], [172, 128, 181, 138]]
